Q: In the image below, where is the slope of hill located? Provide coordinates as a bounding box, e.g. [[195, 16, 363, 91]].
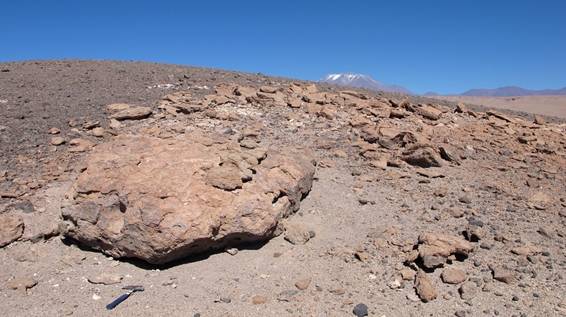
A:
[[321, 73, 412, 94], [0, 61, 565, 317]]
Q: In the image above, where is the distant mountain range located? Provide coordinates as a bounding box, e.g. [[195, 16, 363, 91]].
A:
[[320, 73, 412, 94], [458, 86, 566, 97], [321, 73, 566, 97]]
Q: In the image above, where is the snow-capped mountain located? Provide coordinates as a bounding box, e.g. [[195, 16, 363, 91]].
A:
[[320, 73, 411, 94]]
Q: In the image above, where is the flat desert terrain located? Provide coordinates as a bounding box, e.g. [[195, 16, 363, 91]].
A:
[[431, 95, 566, 119]]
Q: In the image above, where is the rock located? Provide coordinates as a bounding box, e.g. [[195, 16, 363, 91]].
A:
[[390, 108, 409, 118], [92, 127, 105, 137], [48, 127, 61, 134], [463, 226, 484, 242], [441, 268, 467, 284], [109, 119, 121, 129], [406, 293, 420, 302], [415, 270, 437, 302], [205, 163, 242, 190], [422, 255, 446, 269], [533, 115, 545, 125], [106, 103, 132, 113], [459, 195, 472, 204], [455, 103, 468, 113], [0, 213, 24, 247], [454, 310, 467, 317], [277, 289, 299, 302], [402, 145, 443, 168], [416, 105, 442, 120], [353, 303, 369, 317], [388, 279, 402, 289], [225, 248, 238, 255], [50, 137, 66, 146], [160, 91, 206, 114], [10, 200, 34, 214], [329, 287, 346, 295], [528, 192, 552, 210], [7, 276, 38, 290], [400, 268, 416, 281], [259, 86, 278, 94], [295, 277, 312, 290], [284, 223, 315, 245], [414, 232, 474, 269], [87, 273, 123, 285], [416, 168, 444, 178], [62, 133, 315, 264], [68, 138, 94, 152], [486, 110, 514, 123], [251, 295, 267, 305], [354, 250, 370, 262], [439, 145, 461, 164], [83, 120, 100, 130], [491, 266, 515, 284], [511, 245, 540, 256], [216, 297, 231, 303], [110, 106, 152, 120], [446, 208, 465, 218], [459, 281, 478, 300]]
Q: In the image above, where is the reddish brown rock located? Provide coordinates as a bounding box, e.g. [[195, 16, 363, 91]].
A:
[[402, 145, 443, 168], [68, 138, 94, 152], [50, 137, 66, 146], [62, 132, 315, 264], [491, 266, 516, 284], [110, 106, 152, 120], [416, 105, 442, 120], [415, 270, 437, 302], [295, 277, 312, 290], [0, 213, 24, 247], [7, 276, 37, 291], [441, 267, 467, 284], [415, 232, 474, 269]]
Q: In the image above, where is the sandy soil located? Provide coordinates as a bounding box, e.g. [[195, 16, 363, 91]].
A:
[[430, 95, 566, 119]]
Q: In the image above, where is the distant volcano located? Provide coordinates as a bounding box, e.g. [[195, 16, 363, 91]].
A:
[[320, 73, 412, 94]]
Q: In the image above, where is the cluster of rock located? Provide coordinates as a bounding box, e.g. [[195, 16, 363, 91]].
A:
[[404, 232, 475, 302]]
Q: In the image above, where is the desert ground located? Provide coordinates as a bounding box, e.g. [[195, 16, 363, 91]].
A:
[[431, 95, 566, 120], [0, 61, 565, 317]]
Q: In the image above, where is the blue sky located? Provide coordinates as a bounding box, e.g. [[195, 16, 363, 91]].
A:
[[1, 1, 565, 94]]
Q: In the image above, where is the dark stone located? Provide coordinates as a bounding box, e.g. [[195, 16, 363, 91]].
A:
[[467, 217, 484, 227], [11, 200, 34, 213], [353, 303, 368, 317]]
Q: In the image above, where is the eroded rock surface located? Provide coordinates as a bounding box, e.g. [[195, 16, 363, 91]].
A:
[[61, 133, 315, 264]]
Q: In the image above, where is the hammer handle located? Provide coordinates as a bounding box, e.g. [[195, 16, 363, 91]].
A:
[[106, 292, 131, 310]]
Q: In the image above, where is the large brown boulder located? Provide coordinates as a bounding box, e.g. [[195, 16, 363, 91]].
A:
[[61, 133, 315, 264]]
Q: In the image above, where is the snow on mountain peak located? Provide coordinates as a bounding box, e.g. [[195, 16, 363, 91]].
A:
[[320, 73, 411, 94]]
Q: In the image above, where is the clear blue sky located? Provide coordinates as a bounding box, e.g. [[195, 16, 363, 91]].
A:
[[1, 0, 565, 94]]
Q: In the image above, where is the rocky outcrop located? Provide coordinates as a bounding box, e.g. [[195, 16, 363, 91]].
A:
[[61, 133, 315, 264]]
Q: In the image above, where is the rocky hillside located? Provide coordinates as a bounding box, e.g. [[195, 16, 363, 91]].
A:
[[0, 61, 565, 316]]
